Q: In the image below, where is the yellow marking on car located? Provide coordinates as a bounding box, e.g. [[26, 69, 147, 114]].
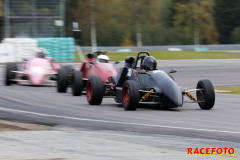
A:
[[140, 89, 155, 102], [184, 89, 197, 101]]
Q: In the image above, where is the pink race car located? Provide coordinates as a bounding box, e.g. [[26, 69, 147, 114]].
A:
[[5, 51, 61, 86]]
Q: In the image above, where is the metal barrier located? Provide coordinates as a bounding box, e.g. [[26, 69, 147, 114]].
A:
[[80, 44, 240, 52]]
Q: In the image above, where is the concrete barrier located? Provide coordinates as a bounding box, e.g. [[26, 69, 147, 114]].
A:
[[0, 44, 15, 63], [2, 38, 38, 62]]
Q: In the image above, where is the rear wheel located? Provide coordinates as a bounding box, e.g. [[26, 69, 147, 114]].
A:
[[196, 80, 215, 110], [122, 80, 140, 110], [71, 71, 83, 96], [63, 65, 73, 85], [63, 65, 73, 74], [57, 68, 68, 93], [87, 76, 104, 105], [5, 63, 18, 86]]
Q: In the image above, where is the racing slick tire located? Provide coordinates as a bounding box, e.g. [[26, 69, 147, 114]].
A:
[[5, 63, 18, 86], [71, 71, 83, 96], [57, 68, 68, 93], [63, 65, 73, 73], [87, 76, 104, 105], [122, 80, 140, 111], [63, 65, 73, 85], [196, 79, 215, 110]]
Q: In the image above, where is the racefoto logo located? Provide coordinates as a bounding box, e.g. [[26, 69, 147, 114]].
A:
[[187, 148, 235, 155]]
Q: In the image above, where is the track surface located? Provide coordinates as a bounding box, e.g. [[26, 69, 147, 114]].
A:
[[0, 59, 240, 159]]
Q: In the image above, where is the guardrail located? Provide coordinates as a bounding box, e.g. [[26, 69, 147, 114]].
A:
[[80, 44, 240, 52]]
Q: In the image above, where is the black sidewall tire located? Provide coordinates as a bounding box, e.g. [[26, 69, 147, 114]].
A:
[[57, 68, 68, 93], [63, 65, 73, 85], [87, 76, 104, 105], [5, 63, 18, 86], [196, 79, 215, 110], [71, 71, 83, 96], [122, 80, 140, 111], [63, 65, 73, 73]]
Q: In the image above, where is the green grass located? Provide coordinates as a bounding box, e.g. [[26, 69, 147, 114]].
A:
[[216, 86, 240, 95], [107, 51, 240, 61], [75, 50, 240, 61], [75, 52, 80, 61]]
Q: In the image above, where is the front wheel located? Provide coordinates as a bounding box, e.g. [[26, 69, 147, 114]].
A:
[[63, 65, 73, 74], [122, 80, 140, 110], [5, 63, 18, 86], [196, 80, 215, 110], [57, 68, 68, 93], [71, 71, 83, 96], [63, 65, 73, 85], [86, 76, 104, 105]]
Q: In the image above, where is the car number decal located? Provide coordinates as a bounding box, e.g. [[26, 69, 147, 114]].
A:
[[127, 69, 132, 77]]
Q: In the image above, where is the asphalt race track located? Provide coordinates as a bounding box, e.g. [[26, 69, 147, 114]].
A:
[[0, 59, 240, 159]]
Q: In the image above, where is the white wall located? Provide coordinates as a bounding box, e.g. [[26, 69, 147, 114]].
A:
[[1, 38, 38, 62], [0, 44, 15, 63]]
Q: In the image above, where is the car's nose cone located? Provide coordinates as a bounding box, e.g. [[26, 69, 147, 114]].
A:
[[30, 74, 44, 85], [29, 67, 46, 85], [163, 83, 183, 107]]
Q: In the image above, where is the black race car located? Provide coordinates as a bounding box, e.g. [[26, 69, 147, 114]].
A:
[[86, 52, 215, 111]]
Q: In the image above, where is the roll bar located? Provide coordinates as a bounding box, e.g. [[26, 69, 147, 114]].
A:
[[134, 52, 150, 69]]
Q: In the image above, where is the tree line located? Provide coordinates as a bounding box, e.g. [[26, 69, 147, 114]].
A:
[[1, 0, 240, 46], [65, 0, 240, 46]]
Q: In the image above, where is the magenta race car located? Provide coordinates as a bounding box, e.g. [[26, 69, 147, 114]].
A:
[[5, 50, 61, 86]]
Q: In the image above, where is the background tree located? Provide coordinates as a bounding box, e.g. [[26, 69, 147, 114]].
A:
[[95, 0, 123, 46], [64, 0, 228, 46], [173, 0, 218, 44], [0, 0, 3, 40], [65, 0, 78, 37], [214, 0, 240, 44], [0, 0, 3, 17], [124, 0, 161, 45], [230, 27, 240, 44], [70, 0, 91, 45]]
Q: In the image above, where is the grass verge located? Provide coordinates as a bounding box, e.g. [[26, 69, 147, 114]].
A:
[[215, 86, 240, 95], [107, 51, 240, 61], [76, 51, 240, 61]]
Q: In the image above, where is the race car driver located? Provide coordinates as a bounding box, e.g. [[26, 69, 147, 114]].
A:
[[96, 54, 110, 63], [141, 56, 157, 71]]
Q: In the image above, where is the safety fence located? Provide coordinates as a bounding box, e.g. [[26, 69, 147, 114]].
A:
[[80, 44, 240, 52]]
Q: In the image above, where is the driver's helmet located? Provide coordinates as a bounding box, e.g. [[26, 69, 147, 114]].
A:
[[141, 56, 157, 71], [96, 55, 110, 63], [36, 49, 46, 58]]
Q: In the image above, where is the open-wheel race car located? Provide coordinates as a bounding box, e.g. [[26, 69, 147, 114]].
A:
[[86, 52, 215, 110], [5, 49, 61, 86], [57, 51, 118, 96]]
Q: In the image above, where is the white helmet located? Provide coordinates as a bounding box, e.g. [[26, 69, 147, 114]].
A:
[[35, 48, 48, 58], [96, 55, 110, 63]]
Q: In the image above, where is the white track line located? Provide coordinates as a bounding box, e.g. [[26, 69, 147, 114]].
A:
[[1, 106, 240, 135]]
